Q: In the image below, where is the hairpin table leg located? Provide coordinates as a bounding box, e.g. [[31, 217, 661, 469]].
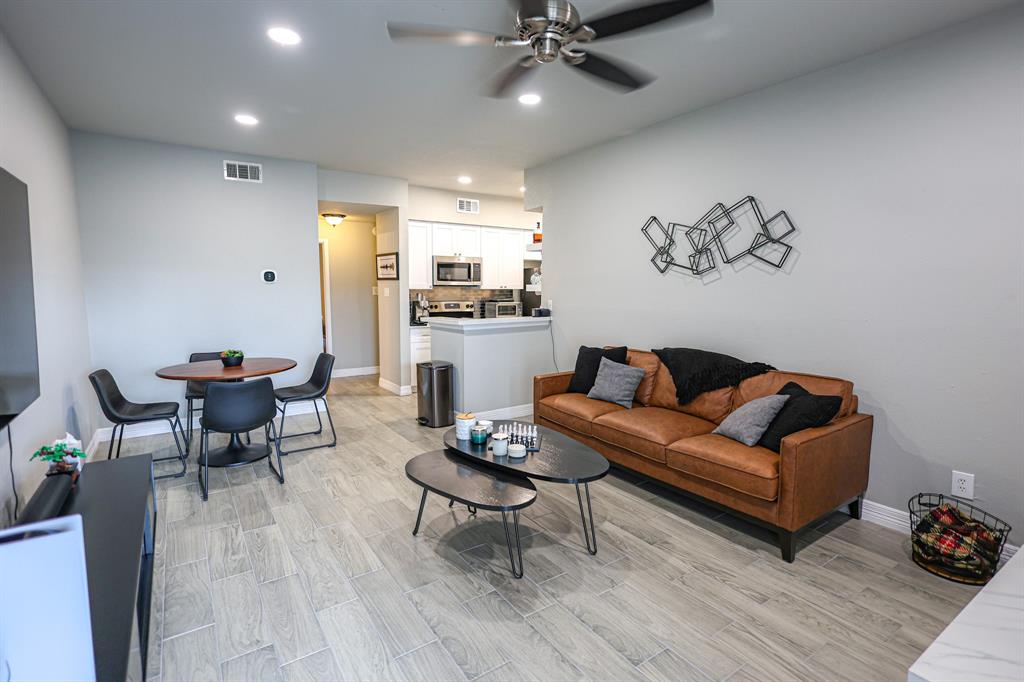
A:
[[412, 489, 428, 536], [501, 509, 524, 579], [575, 482, 598, 555]]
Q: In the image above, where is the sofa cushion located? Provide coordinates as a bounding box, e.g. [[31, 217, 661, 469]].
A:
[[666, 434, 780, 501], [648, 363, 734, 424], [537, 393, 625, 435], [588, 357, 646, 408], [568, 346, 627, 394], [626, 349, 661, 406], [592, 407, 715, 463], [734, 371, 854, 418]]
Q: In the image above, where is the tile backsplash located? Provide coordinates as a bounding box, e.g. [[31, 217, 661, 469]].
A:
[[410, 287, 516, 303]]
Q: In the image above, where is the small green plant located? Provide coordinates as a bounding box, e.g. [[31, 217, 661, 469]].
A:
[[31, 442, 87, 464], [221, 349, 244, 358]]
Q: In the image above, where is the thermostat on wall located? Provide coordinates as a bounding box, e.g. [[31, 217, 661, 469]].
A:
[[261, 270, 277, 283]]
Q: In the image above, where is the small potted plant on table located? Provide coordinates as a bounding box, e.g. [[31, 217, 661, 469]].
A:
[[221, 349, 244, 367], [31, 436, 87, 479]]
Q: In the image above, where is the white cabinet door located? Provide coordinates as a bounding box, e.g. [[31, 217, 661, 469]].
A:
[[431, 223, 455, 256], [500, 229, 525, 289], [408, 221, 433, 289], [454, 225, 480, 257], [479, 228, 502, 289]]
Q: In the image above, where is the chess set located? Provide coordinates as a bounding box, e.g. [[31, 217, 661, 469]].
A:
[[497, 422, 542, 452]]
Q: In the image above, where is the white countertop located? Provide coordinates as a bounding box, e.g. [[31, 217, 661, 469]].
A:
[[908, 549, 1023, 682], [428, 316, 551, 334]]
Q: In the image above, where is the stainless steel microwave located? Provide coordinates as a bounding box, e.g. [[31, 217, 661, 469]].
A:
[[433, 256, 482, 286]]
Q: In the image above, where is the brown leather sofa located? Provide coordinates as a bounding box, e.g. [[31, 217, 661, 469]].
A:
[[534, 349, 873, 561]]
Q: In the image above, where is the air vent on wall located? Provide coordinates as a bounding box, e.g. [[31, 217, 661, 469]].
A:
[[456, 197, 480, 214], [223, 160, 262, 183]]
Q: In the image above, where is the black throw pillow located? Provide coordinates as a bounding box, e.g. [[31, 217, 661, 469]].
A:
[[568, 346, 628, 394], [757, 382, 842, 452]]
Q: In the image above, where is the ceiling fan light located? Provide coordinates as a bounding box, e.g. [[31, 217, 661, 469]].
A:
[[322, 213, 346, 226], [518, 93, 542, 105], [267, 27, 302, 46], [234, 113, 259, 126]]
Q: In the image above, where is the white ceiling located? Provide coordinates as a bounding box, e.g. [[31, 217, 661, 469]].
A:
[[0, 0, 1014, 196]]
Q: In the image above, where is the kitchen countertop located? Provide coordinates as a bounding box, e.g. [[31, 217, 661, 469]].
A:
[[428, 316, 551, 334], [907, 549, 1023, 682]]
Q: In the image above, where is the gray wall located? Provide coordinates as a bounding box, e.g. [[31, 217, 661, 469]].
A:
[[72, 132, 322, 412], [317, 215, 378, 370], [0, 32, 96, 524], [527, 6, 1024, 538]]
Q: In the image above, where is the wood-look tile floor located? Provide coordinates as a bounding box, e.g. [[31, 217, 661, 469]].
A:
[[106, 375, 978, 682]]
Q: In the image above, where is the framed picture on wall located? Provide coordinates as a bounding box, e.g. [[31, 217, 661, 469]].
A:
[[376, 252, 399, 280]]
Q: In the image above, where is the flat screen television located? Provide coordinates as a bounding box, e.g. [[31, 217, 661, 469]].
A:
[[0, 167, 40, 430]]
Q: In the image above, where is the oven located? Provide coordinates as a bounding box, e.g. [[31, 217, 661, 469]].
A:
[[433, 256, 482, 286]]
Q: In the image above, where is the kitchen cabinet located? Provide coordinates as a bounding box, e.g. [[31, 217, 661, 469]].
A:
[[408, 221, 433, 290], [480, 227, 524, 290], [410, 327, 431, 386], [432, 223, 479, 257]]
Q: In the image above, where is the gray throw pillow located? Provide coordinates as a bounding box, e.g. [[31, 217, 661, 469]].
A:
[[713, 394, 790, 446], [587, 357, 646, 409]]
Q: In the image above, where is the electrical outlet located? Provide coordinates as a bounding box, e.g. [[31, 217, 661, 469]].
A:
[[952, 470, 974, 499]]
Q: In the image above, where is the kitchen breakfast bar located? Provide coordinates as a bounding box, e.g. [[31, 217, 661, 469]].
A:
[[428, 316, 555, 417]]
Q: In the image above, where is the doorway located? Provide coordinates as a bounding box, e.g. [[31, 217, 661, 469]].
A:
[[318, 238, 332, 354]]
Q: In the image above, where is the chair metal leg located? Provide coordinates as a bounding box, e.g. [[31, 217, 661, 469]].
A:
[[277, 397, 338, 455], [198, 429, 209, 501], [153, 417, 187, 480], [412, 489, 428, 536], [107, 423, 122, 460], [267, 421, 285, 484], [501, 509, 525, 579], [186, 398, 194, 453], [575, 482, 598, 555], [115, 423, 125, 459]]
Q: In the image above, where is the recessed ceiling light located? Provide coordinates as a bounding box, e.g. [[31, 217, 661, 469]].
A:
[[518, 93, 541, 106], [267, 27, 301, 46], [234, 113, 259, 126], [457, 176, 472, 185], [519, 186, 526, 193]]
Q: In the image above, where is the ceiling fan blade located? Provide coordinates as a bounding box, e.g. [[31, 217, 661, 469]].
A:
[[569, 51, 653, 92], [386, 22, 510, 46], [488, 56, 540, 98], [582, 0, 711, 40]]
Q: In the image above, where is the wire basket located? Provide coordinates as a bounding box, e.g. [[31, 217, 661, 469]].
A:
[[908, 493, 1011, 585]]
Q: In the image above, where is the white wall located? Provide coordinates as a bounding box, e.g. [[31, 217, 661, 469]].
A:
[[409, 185, 539, 230], [0, 32, 96, 524], [317, 214, 378, 371], [72, 133, 322, 412], [527, 6, 1024, 538], [318, 169, 411, 390]]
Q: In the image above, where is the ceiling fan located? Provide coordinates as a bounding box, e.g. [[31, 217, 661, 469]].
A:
[[387, 0, 712, 97]]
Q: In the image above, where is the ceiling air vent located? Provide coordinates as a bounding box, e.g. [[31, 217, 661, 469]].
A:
[[223, 160, 262, 183], [456, 197, 480, 214]]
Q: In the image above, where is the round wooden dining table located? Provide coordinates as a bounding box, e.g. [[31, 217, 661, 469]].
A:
[[155, 357, 296, 467]]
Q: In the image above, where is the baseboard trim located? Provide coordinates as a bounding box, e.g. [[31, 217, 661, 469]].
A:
[[332, 366, 379, 378], [852, 498, 1018, 561], [85, 400, 326, 453], [474, 403, 533, 420], [378, 378, 412, 396]]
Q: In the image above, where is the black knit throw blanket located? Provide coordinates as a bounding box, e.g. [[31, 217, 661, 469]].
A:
[[652, 348, 774, 405]]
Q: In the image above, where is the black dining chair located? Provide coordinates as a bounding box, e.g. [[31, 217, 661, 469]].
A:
[[199, 378, 283, 500], [89, 369, 188, 479], [184, 351, 222, 453], [275, 353, 337, 455]]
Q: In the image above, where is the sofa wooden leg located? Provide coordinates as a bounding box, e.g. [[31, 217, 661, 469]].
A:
[[778, 529, 796, 563], [848, 495, 863, 520]]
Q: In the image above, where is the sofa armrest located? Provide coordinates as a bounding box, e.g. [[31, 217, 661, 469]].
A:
[[777, 413, 873, 531], [533, 371, 574, 417]]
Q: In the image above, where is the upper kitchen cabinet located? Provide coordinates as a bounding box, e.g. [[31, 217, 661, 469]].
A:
[[432, 223, 480, 257], [480, 227, 525, 289], [408, 220, 433, 290]]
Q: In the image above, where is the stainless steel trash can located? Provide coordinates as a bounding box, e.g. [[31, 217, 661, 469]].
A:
[[417, 361, 454, 428]]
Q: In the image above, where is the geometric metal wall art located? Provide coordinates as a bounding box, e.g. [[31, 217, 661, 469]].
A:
[[642, 196, 796, 276]]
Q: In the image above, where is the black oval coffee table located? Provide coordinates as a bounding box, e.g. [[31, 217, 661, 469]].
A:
[[443, 420, 609, 555], [406, 450, 536, 578]]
